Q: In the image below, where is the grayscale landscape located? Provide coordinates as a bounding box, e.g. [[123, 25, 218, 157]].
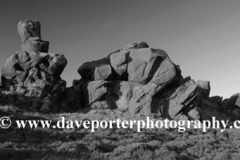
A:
[[0, 1, 240, 160]]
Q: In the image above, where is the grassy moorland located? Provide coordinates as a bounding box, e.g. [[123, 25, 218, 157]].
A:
[[0, 106, 240, 160]]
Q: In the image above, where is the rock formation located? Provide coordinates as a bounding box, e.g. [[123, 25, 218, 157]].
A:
[[0, 20, 240, 123], [75, 41, 240, 122], [0, 19, 67, 112], [18, 19, 49, 53]]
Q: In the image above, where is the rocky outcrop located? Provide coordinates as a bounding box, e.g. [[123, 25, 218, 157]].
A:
[[0, 19, 68, 112], [76, 42, 183, 115], [74, 41, 240, 122], [0, 20, 240, 123]]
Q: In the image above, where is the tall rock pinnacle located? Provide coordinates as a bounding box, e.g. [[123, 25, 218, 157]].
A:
[[17, 19, 49, 53]]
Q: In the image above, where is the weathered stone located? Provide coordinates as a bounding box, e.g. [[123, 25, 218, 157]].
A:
[[77, 42, 183, 116], [127, 48, 162, 84], [128, 82, 158, 115], [167, 79, 200, 119], [188, 108, 201, 120], [107, 81, 136, 111], [209, 96, 223, 106], [18, 19, 41, 42], [21, 37, 49, 53], [18, 19, 49, 53], [106, 81, 162, 115], [109, 46, 181, 86], [78, 58, 112, 80], [107, 41, 149, 57], [3, 20, 240, 126], [0, 20, 69, 112], [121, 41, 149, 51], [1, 51, 67, 98], [221, 93, 240, 110], [196, 80, 210, 97], [151, 49, 182, 88], [109, 50, 129, 80], [81, 80, 108, 107]]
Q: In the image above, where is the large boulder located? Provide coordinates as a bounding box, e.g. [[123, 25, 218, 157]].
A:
[[166, 79, 201, 119], [78, 58, 113, 81], [158, 79, 230, 121], [77, 42, 183, 115], [109, 45, 181, 86], [78, 42, 182, 86], [128, 82, 159, 115], [106, 80, 158, 114], [81, 80, 108, 109], [106, 81, 135, 111]]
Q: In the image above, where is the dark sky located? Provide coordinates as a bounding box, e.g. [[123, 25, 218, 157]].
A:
[[0, 0, 240, 98]]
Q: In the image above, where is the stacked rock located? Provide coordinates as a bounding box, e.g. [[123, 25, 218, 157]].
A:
[[0, 19, 67, 112]]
